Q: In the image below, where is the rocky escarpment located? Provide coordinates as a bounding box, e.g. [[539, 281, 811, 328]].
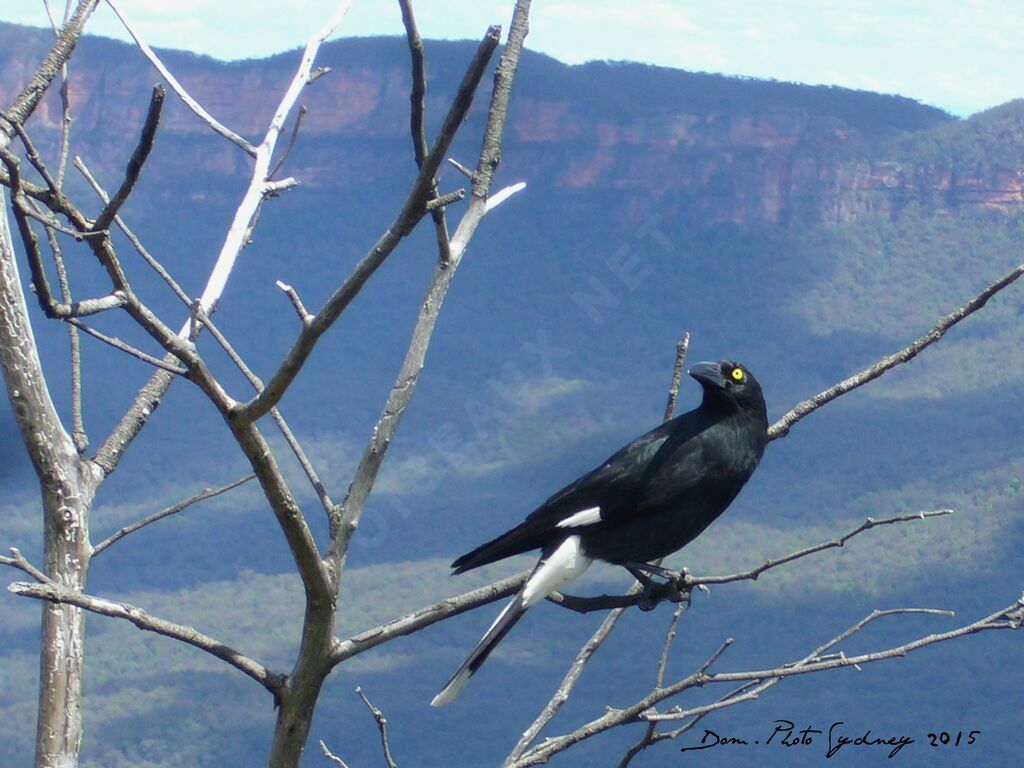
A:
[[2, 23, 1022, 226]]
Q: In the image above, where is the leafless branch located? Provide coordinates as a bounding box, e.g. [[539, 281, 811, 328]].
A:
[[276, 280, 313, 326], [544, 584, 681, 613], [1, 0, 98, 133], [229, 420, 333, 603], [180, 0, 353, 338], [18, 203, 95, 240], [506, 584, 641, 765], [617, 603, 691, 766], [92, 84, 164, 232], [332, 572, 528, 664], [79, 153, 190, 477], [769, 260, 1024, 439], [690, 509, 954, 586], [399, 0, 453, 263], [2, 112, 62, 195], [544, 509, 954, 613], [616, 635, 734, 768], [40, 0, 75, 188], [663, 331, 690, 421], [356, 687, 399, 768], [74, 2, 394, 534], [268, 105, 308, 181], [328, 8, 532, 578], [92, 368, 175, 476], [319, 740, 351, 768], [447, 157, 474, 179], [3, 151, 122, 320], [426, 188, 465, 211], [92, 474, 256, 556], [103, 0, 257, 155], [195, 306, 335, 512], [508, 505, 952, 760], [399, 0, 429, 167], [67, 318, 187, 374], [0, 547, 49, 582], [484, 181, 526, 212], [508, 598, 1022, 766], [75, 157, 192, 305], [8, 580, 284, 694], [47, 227, 87, 451], [233, 24, 502, 426]]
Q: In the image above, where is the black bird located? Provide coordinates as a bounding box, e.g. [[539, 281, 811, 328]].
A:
[[431, 360, 768, 706]]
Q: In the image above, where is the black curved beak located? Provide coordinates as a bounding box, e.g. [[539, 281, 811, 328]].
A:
[[689, 361, 727, 389]]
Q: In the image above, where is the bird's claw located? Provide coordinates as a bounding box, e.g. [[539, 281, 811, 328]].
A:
[[638, 589, 658, 611]]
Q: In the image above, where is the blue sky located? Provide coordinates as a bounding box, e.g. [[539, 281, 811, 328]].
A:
[[3, 1, 1022, 116]]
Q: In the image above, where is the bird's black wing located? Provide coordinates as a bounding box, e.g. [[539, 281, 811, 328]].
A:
[[451, 414, 706, 573]]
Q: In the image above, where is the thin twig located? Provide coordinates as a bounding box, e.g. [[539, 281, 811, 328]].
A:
[[426, 189, 465, 211], [689, 510, 954, 586], [447, 157, 474, 179], [0, 548, 49, 582], [4, 111, 61, 192], [276, 280, 313, 325], [45, 225, 87, 451], [319, 740, 351, 768], [616, 602, 691, 768], [39, 0, 75, 189], [484, 181, 526, 212], [399, 0, 453, 263], [67, 318, 187, 374], [356, 687, 399, 768], [268, 105, 307, 181], [663, 332, 690, 422], [103, 0, 256, 155], [656, 603, 691, 686], [92, 474, 256, 556], [16, 201, 97, 240], [768, 261, 1024, 439]]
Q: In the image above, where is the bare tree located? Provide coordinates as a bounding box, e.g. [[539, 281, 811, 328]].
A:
[[1, 0, 527, 765], [1, 2, 1021, 768]]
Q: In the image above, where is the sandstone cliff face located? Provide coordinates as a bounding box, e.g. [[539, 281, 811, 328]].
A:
[[3, 25, 1022, 227]]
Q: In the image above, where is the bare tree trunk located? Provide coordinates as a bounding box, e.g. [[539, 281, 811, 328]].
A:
[[0, 193, 100, 767], [35, 477, 96, 768], [266, 603, 336, 768]]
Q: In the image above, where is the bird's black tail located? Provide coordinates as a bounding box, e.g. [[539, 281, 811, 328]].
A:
[[451, 521, 550, 574], [430, 590, 528, 706]]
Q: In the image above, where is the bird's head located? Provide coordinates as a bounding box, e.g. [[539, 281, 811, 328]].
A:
[[689, 360, 766, 416]]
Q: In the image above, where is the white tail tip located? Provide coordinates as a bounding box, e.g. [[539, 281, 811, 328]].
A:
[[431, 666, 472, 707]]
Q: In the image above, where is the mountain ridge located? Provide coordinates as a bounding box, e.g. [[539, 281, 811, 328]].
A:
[[4, 22, 1024, 226]]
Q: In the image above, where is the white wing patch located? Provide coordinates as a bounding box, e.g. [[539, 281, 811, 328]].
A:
[[556, 506, 602, 529], [522, 534, 593, 607]]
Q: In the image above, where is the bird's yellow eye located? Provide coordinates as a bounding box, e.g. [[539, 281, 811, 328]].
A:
[[730, 367, 745, 382]]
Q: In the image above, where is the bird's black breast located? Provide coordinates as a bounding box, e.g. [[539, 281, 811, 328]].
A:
[[579, 406, 766, 564]]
